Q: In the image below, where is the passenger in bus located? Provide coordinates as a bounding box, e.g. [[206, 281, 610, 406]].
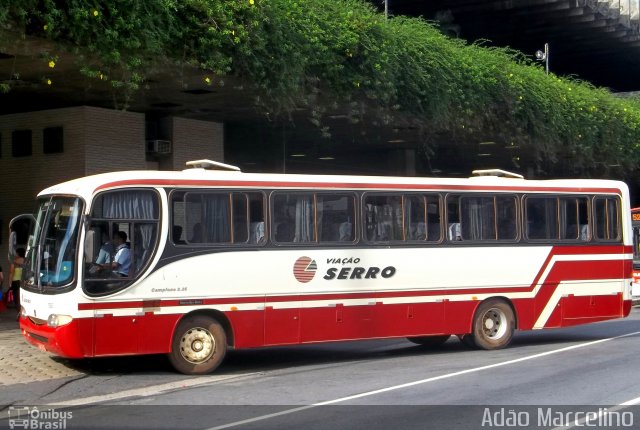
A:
[[173, 225, 186, 244], [190, 223, 203, 243], [339, 219, 353, 241]]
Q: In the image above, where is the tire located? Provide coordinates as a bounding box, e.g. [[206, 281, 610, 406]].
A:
[[168, 315, 227, 375], [407, 334, 451, 347], [465, 299, 515, 350]]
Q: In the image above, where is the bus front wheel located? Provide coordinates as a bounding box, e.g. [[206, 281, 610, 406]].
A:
[[465, 299, 515, 350], [169, 315, 227, 375]]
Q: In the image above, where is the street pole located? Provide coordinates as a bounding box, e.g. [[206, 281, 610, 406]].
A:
[[535, 43, 549, 75]]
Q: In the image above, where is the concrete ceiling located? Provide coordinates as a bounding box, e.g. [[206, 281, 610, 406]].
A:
[[387, 0, 640, 91]]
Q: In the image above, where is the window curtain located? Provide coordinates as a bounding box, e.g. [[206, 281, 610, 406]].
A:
[[203, 195, 230, 242], [294, 196, 314, 242], [102, 191, 156, 219], [135, 223, 156, 271]]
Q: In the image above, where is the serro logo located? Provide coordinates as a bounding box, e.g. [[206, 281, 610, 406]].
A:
[[293, 256, 317, 283]]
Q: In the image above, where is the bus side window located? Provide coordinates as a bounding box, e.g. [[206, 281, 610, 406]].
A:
[[446, 195, 462, 241], [594, 197, 621, 241], [496, 196, 517, 240], [526, 197, 558, 240], [249, 193, 265, 244]]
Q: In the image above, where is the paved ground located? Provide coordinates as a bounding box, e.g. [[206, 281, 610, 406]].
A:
[[0, 307, 82, 386]]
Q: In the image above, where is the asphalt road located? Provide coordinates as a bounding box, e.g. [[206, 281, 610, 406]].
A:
[[2, 308, 640, 429]]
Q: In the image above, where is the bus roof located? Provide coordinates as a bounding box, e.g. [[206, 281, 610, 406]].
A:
[[37, 166, 628, 202]]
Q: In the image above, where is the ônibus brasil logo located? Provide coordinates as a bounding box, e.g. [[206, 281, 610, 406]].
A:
[[293, 256, 317, 283]]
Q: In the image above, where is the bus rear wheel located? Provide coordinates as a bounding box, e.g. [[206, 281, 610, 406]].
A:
[[407, 334, 451, 347], [169, 315, 227, 375], [465, 299, 515, 350]]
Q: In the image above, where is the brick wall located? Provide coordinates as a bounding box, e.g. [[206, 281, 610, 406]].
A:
[[166, 117, 224, 171], [84, 107, 146, 174]]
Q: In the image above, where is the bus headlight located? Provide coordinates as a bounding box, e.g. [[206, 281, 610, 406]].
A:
[[47, 314, 73, 328]]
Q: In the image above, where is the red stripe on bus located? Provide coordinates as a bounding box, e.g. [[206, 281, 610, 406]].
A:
[[95, 179, 623, 195]]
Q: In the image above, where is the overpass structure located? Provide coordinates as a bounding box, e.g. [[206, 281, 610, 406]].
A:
[[390, 0, 640, 91]]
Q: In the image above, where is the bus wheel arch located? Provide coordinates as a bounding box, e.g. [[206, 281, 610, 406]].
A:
[[463, 297, 516, 350], [168, 310, 232, 375]]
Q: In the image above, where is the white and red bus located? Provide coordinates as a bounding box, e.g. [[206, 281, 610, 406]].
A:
[[18, 162, 633, 374], [631, 207, 640, 297]]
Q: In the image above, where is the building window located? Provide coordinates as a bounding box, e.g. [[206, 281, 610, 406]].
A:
[[43, 126, 64, 154], [12, 129, 32, 157]]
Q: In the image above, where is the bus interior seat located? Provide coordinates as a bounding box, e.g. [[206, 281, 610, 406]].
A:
[[580, 224, 590, 241], [338, 221, 352, 241], [250, 221, 265, 244], [412, 222, 426, 240], [448, 223, 462, 241]]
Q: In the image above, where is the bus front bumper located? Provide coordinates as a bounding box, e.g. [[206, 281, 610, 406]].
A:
[[19, 314, 89, 358]]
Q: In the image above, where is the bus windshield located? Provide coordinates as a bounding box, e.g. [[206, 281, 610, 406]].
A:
[[23, 196, 83, 291]]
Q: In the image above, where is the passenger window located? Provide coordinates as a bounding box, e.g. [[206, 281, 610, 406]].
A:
[[594, 197, 621, 241], [559, 197, 589, 241], [271, 192, 355, 244], [460, 196, 496, 241], [364, 195, 403, 242], [446, 196, 462, 241], [496, 196, 517, 240], [526, 197, 558, 240], [317, 194, 356, 242], [172, 191, 265, 245], [404, 195, 442, 242], [272, 193, 314, 243]]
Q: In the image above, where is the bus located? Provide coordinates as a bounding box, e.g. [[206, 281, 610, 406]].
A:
[[631, 207, 640, 298], [18, 161, 634, 374]]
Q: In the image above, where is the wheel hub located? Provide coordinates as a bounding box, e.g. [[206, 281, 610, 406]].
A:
[[482, 309, 506, 339], [180, 327, 215, 363]]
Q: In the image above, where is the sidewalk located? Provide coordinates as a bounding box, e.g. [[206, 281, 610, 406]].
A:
[[0, 306, 19, 331], [0, 306, 83, 386]]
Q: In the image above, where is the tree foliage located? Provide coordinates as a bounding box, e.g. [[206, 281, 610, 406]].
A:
[[1, 0, 640, 175]]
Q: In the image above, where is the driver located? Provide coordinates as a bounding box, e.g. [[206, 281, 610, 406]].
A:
[[99, 231, 131, 277]]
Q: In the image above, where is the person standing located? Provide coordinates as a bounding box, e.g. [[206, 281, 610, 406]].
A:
[[0, 264, 5, 311], [8, 247, 25, 308]]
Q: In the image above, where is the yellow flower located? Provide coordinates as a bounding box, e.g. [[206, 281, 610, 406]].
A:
[[48, 60, 55, 68], [204, 76, 211, 84], [43, 24, 48, 30], [46, 79, 52, 85], [249, 0, 255, 4], [93, 10, 99, 17]]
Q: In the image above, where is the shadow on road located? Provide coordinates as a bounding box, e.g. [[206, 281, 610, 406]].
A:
[[45, 317, 637, 377]]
